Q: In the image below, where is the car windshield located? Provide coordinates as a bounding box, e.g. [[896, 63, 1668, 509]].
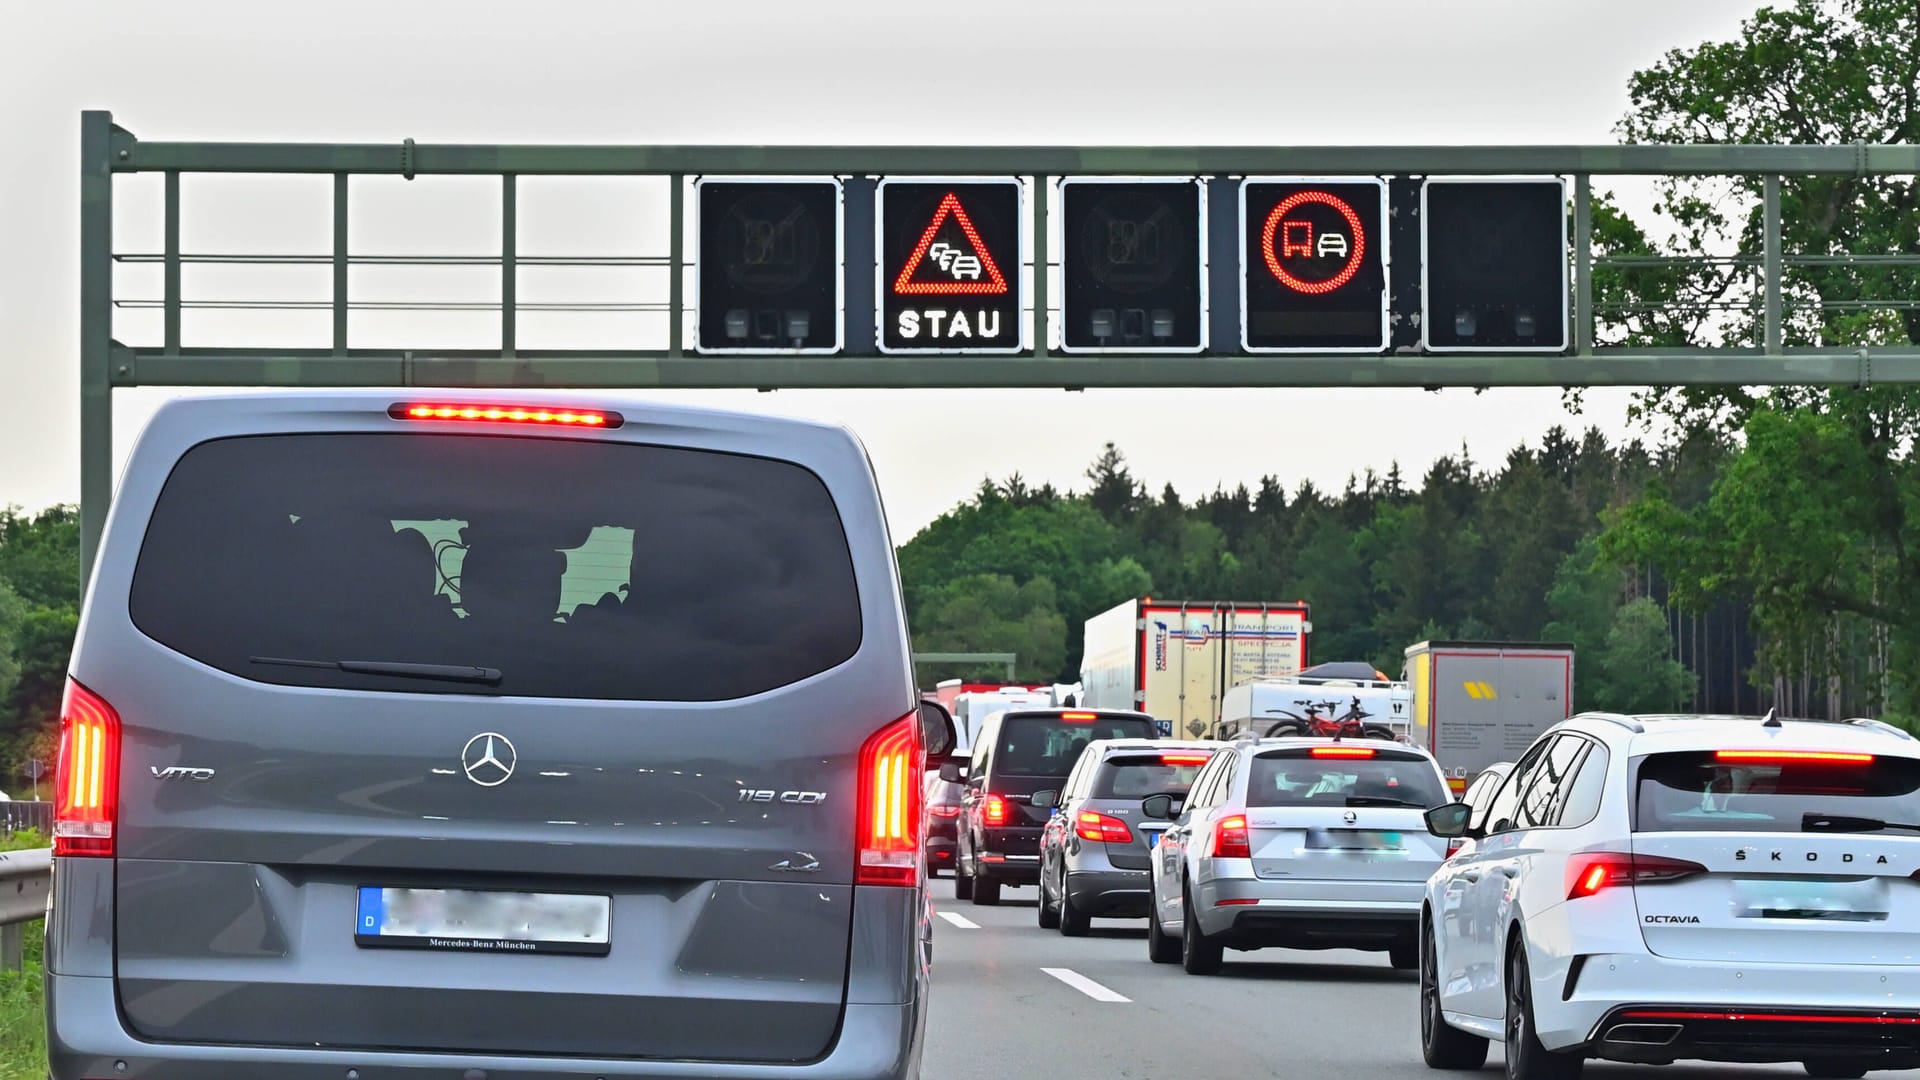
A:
[[1092, 754, 1212, 798], [1636, 750, 1920, 833], [995, 715, 1154, 777], [1247, 750, 1450, 808]]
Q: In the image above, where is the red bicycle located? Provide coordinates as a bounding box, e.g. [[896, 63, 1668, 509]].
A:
[[1264, 696, 1397, 741]]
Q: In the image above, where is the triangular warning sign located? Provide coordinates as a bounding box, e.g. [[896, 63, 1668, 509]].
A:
[[894, 192, 1009, 295]]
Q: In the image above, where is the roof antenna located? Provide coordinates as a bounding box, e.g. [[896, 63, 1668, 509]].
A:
[[1761, 707, 1781, 728]]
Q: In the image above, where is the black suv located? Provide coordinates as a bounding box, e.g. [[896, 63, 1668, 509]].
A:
[[945, 709, 1157, 905]]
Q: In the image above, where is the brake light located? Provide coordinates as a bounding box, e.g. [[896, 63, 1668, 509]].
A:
[[389, 402, 622, 428], [1566, 852, 1707, 899], [54, 679, 121, 858], [1160, 754, 1212, 766], [1075, 811, 1134, 844], [1311, 746, 1376, 758], [929, 805, 961, 818], [1715, 750, 1873, 764], [982, 793, 1012, 826], [1213, 814, 1252, 859], [1061, 712, 1097, 722], [856, 712, 923, 887]]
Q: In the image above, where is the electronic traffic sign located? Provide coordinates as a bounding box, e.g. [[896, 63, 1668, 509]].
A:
[[1059, 178, 1206, 353], [693, 177, 843, 354], [877, 178, 1025, 354], [1421, 177, 1568, 352], [1239, 178, 1389, 353]]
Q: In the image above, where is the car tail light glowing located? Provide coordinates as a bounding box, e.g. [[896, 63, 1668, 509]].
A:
[[1213, 814, 1252, 859], [1215, 898, 1259, 907], [1714, 749, 1873, 765], [1061, 712, 1097, 723], [55, 679, 121, 858], [1566, 852, 1707, 899], [1311, 746, 1376, 758], [856, 712, 923, 887], [1160, 753, 1212, 766], [982, 793, 1012, 826], [1075, 811, 1134, 844], [389, 402, 622, 428], [929, 805, 961, 818]]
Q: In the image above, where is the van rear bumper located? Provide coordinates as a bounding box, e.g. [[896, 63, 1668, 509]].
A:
[[49, 973, 926, 1080]]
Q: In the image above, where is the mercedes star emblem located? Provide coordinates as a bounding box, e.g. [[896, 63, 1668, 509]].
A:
[[461, 732, 517, 787]]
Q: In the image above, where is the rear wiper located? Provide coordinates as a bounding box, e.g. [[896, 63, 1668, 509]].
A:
[[250, 655, 502, 685], [1346, 795, 1427, 808], [1801, 812, 1920, 835]]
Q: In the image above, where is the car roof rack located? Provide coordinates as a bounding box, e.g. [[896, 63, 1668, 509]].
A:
[[1581, 712, 1645, 733]]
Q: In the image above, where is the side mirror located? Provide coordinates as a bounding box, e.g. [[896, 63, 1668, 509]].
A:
[[1031, 789, 1059, 811], [1141, 793, 1181, 820], [938, 762, 963, 784], [1424, 801, 1476, 839], [918, 701, 957, 760]]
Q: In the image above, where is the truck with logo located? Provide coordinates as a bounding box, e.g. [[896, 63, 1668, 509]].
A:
[[1079, 598, 1312, 739], [1402, 640, 1575, 794]]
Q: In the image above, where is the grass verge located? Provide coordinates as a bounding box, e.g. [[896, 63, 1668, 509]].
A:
[[0, 831, 49, 1080]]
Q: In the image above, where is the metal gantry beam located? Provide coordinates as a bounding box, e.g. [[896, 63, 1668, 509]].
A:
[[74, 110, 1920, 589]]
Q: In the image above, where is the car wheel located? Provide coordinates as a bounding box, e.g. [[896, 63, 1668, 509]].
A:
[[1058, 877, 1091, 937], [1390, 939, 1418, 970], [1037, 867, 1061, 929], [1180, 882, 1223, 975], [972, 874, 1001, 906], [1505, 939, 1583, 1080], [954, 856, 974, 901], [1147, 902, 1180, 964], [1802, 1062, 1871, 1079], [1420, 915, 1489, 1069]]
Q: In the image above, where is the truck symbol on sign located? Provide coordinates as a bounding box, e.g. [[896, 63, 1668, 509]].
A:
[[926, 242, 983, 280]]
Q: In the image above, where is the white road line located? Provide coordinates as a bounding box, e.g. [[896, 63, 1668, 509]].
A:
[[937, 911, 980, 929], [1040, 966, 1131, 1003]]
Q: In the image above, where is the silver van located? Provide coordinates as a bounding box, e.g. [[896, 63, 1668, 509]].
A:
[[46, 390, 954, 1080]]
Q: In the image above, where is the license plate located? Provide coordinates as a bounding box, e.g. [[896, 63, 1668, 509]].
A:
[[1305, 829, 1405, 851], [356, 886, 612, 955]]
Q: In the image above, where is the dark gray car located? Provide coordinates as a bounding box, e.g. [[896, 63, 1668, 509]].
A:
[[45, 390, 953, 1080]]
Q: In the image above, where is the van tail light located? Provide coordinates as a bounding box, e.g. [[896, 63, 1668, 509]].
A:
[[929, 805, 962, 818], [982, 793, 1012, 826], [1566, 852, 1706, 899], [1075, 811, 1133, 844], [857, 711, 923, 887], [55, 679, 121, 858], [389, 402, 622, 428], [1213, 815, 1252, 859]]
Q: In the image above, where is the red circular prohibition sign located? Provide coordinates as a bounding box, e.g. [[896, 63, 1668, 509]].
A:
[[1261, 191, 1366, 295]]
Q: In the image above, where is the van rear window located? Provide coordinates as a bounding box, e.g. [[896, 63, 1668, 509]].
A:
[[1248, 749, 1449, 808], [995, 715, 1155, 777], [129, 433, 862, 701], [1636, 751, 1920, 833]]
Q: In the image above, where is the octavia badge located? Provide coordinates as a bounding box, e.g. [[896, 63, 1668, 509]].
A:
[[462, 732, 517, 787]]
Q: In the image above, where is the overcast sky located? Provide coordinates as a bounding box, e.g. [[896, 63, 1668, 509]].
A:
[[0, 0, 1764, 540]]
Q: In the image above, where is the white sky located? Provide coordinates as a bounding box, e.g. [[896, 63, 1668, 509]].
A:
[[0, 0, 1763, 540]]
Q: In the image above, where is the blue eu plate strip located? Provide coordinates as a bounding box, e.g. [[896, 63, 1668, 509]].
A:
[[356, 887, 385, 936]]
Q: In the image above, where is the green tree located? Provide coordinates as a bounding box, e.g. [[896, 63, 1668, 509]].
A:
[[1595, 599, 1699, 714], [910, 574, 1068, 682], [0, 506, 80, 611]]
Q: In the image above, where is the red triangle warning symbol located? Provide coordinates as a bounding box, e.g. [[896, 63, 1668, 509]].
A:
[[893, 192, 1010, 296]]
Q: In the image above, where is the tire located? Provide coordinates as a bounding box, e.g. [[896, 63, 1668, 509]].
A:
[[1180, 882, 1223, 975], [954, 857, 974, 901], [1147, 902, 1180, 964], [1058, 878, 1091, 937], [1505, 939, 1583, 1080], [1420, 915, 1489, 1069], [1390, 939, 1418, 970], [1264, 721, 1306, 739], [1037, 867, 1061, 929], [1802, 1062, 1870, 1079], [1364, 725, 1397, 741], [972, 873, 1001, 906]]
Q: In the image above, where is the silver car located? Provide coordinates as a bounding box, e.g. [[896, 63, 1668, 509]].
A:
[[1142, 736, 1453, 974], [46, 390, 955, 1080], [1032, 739, 1220, 935]]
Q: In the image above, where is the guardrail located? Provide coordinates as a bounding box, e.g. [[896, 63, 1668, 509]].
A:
[[0, 846, 51, 968], [4, 799, 53, 836]]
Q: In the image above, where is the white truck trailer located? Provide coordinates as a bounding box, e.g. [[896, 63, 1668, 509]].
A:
[[1080, 598, 1311, 738]]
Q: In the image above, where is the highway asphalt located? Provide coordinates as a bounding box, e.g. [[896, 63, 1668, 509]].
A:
[[919, 877, 1799, 1080]]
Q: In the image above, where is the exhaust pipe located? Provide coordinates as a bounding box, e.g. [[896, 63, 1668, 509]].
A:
[[1604, 1023, 1682, 1045]]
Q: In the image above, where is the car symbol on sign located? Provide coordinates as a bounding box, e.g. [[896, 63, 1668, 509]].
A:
[[1317, 233, 1349, 258]]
